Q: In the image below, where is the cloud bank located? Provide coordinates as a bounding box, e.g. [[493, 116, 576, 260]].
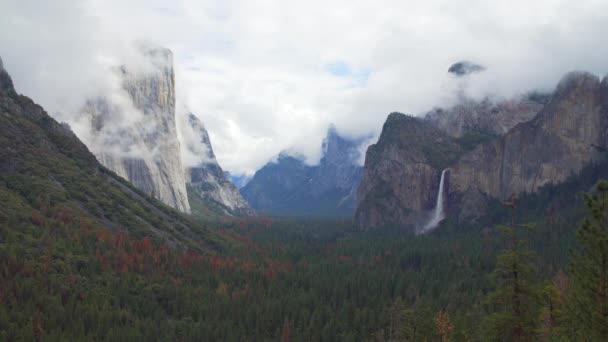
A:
[[1, 0, 607, 175]]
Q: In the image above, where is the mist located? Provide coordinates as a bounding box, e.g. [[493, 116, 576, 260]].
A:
[[2, 0, 607, 176]]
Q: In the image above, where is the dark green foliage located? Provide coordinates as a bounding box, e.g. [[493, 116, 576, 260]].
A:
[[3, 67, 608, 339], [481, 219, 541, 341], [2, 173, 607, 340], [563, 180, 608, 340]]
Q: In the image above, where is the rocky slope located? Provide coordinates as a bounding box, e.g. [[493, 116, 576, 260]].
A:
[[0, 56, 221, 250], [355, 71, 608, 231], [241, 127, 363, 217], [83, 45, 190, 213], [424, 95, 547, 138], [184, 114, 255, 217]]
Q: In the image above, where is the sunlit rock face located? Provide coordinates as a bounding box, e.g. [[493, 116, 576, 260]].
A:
[[185, 114, 255, 217], [83, 45, 191, 213]]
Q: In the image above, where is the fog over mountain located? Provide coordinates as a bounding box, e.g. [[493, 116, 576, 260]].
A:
[[2, 0, 608, 177]]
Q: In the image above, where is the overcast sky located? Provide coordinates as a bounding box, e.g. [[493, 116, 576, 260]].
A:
[[2, 0, 608, 176]]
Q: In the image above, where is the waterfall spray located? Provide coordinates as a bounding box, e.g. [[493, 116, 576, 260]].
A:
[[421, 168, 448, 233]]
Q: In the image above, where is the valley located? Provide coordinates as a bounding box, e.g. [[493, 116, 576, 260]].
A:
[[2, 2, 608, 339]]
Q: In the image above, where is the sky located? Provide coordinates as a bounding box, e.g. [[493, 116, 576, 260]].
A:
[[1, 0, 608, 176]]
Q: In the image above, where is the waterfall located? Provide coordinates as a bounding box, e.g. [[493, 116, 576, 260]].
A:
[[421, 169, 448, 233]]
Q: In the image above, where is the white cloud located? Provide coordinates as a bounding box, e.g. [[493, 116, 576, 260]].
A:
[[1, 0, 608, 176]]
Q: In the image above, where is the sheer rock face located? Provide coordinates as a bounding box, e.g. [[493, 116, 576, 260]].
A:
[[83, 47, 191, 213], [241, 127, 363, 217], [424, 95, 546, 138], [185, 114, 255, 217], [355, 71, 608, 230], [450, 72, 607, 200], [354, 113, 460, 230], [310, 127, 363, 204]]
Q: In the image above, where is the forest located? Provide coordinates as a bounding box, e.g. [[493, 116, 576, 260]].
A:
[[2, 159, 608, 341]]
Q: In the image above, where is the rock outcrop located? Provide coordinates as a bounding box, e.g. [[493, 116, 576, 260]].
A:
[[354, 113, 462, 230], [0, 57, 15, 96], [310, 126, 363, 207], [355, 71, 608, 231], [241, 127, 364, 217], [450, 72, 608, 199], [83, 46, 191, 213], [448, 61, 485, 77], [185, 114, 255, 216], [424, 95, 546, 138]]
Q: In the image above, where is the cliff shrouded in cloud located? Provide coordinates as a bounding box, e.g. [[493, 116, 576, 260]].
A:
[[2, 0, 608, 178], [355, 70, 608, 231], [184, 113, 256, 217], [82, 45, 191, 213]]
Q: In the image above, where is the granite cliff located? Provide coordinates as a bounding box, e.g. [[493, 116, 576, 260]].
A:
[[450, 72, 608, 200], [354, 113, 463, 230], [0, 56, 219, 248], [83, 45, 190, 213], [355, 71, 608, 231], [184, 114, 255, 217]]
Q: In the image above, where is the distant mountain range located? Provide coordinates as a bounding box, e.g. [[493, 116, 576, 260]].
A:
[[241, 127, 365, 217]]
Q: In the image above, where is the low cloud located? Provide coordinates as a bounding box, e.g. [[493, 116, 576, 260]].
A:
[[1, 0, 607, 176]]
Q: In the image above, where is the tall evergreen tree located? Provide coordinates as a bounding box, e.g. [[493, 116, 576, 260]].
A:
[[482, 199, 540, 341], [563, 179, 608, 340]]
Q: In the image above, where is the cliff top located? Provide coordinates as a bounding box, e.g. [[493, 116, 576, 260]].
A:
[[0, 56, 15, 94], [554, 71, 600, 97]]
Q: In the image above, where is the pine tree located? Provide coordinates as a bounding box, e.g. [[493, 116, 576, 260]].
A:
[[482, 199, 540, 341], [563, 179, 608, 340], [537, 282, 562, 340]]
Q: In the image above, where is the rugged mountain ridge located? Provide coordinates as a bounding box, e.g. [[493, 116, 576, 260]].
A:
[[424, 95, 547, 138], [0, 56, 220, 249], [450, 72, 608, 199], [83, 46, 190, 213], [241, 128, 363, 217], [185, 114, 255, 217], [355, 71, 608, 231]]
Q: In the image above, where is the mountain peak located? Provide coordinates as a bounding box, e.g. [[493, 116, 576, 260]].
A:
[[448, 61, 485, 77], [327, 123, 338, 136], [0, 56, 16, 94], [554, 71, 600, 98]]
